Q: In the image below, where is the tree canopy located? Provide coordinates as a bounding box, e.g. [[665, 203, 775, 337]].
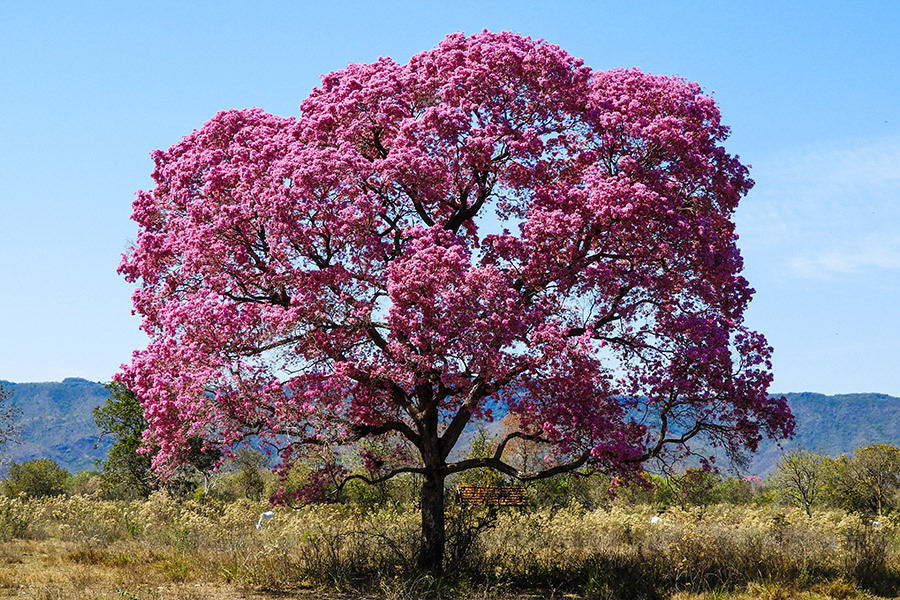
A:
[[119, 30, 793, 572], [1, 458, 69, 498]]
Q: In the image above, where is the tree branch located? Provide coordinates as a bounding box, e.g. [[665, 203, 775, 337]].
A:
[[439, 378, 487, 460], [335, 466, 428, 495], [446, 451, 591, 481], [492, 430, 552, 462], [351, 420, 421, 447]]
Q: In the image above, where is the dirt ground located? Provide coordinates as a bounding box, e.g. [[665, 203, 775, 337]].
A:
[[0, 538, 563, 600], [0, 539, 363, 600]]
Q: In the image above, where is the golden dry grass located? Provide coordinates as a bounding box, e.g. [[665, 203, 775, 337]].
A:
[[2, 494, 900, 599], [671, 579, 894, 600], [0, 538, 262, 599]]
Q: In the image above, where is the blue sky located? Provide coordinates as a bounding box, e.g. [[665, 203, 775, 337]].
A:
[[1, 1, 898, 395]]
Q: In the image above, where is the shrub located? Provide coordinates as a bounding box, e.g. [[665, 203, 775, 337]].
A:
[[0, 496, 26, 540], [1, 458, 70, 498]]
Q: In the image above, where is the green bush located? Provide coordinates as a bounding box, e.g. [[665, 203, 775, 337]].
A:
[[67, 470, 101, 496], [1, 458, 70, 498]]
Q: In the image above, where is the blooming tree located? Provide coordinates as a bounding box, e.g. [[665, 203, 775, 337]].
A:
[[120, 31, 793, 573]]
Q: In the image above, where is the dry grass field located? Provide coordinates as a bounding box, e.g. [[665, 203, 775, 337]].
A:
[[2, 494, 900, 599]]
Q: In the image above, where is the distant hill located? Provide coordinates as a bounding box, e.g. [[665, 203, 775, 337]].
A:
[[0, 378, 112, 476], [748, 392, 900, 474], [1, 379, 899, 478]]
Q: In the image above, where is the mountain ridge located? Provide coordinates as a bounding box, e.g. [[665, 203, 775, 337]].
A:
[[0, 378, 113, 476], [747, 391, 900, 474]]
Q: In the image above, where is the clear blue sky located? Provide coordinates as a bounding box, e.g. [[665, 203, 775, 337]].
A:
[[1, 1, 898, 395]]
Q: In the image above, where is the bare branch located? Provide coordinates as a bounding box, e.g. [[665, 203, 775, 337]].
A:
[[446, 450, 591, 481], [335, 466, 428, 494], [492, 430, 552, 462]]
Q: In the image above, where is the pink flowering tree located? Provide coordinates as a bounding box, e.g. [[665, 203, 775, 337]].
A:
[[120, 31, 793, 574]]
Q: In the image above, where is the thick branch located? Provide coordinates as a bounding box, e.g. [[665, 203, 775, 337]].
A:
[[492, 430, 552, 462], [639, 401, 722, 462], [335, 466, 428, 495], [567, 284, 635, 337], [444, 168, 495, 233], [439, 378, 487, 460], [351, 420, 421, 447], [446, 450, 591, 481]]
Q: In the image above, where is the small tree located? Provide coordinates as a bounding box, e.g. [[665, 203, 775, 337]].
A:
[[769, 448, 827, 516], [229, 447, 270, 500], [657, 468, 721, 509], [67, 470, 102, 496], [94, 382, 221, 498], [455, 426, 509, 488], [94, 382, 157, 498], [829, 444, 900, 516], [1, 458, 70, 498], [715, 476, 756, 505], [120, 31, 793, 574]]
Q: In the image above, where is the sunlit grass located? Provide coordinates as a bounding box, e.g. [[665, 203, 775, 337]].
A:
[[2, 494, 900, 598]]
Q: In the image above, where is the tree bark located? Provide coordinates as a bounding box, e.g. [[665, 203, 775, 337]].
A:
[[418, 470, 446, 576]]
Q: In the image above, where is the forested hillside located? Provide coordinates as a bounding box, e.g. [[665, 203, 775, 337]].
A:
[[0, 378, 112, 475], [1, 379, 899, 477], [749, 392, 900, 473]]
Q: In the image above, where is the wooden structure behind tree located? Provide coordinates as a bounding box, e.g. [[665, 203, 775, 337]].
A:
[[457, 484, 527, 507]]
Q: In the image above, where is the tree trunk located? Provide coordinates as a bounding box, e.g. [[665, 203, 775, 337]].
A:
[[418, 470, 446, 576]]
